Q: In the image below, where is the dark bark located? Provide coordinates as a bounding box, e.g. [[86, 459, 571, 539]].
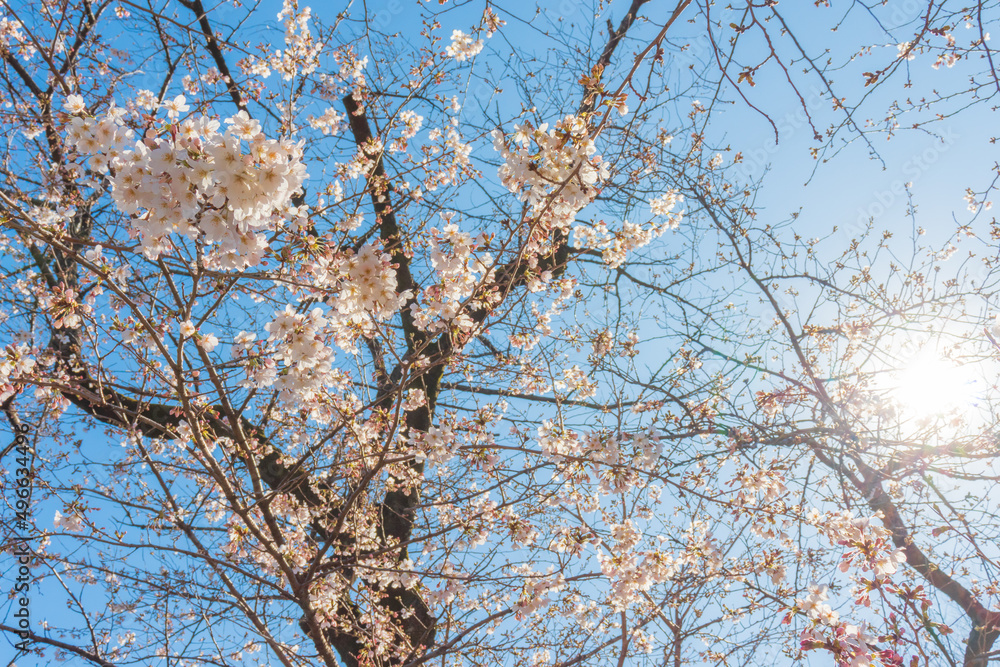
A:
[[853, 457, 1000, 666]]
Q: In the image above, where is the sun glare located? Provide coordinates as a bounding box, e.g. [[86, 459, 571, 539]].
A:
[[891, 350, 977, 417]]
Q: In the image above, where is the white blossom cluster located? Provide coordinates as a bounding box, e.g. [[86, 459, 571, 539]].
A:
[[219, 483, 325, 577], [810, 509, 907, 579], [242, 0, 323, 80], [796, 583, 895, 663], [411, 423, 458, 465], [597, 520, 720, 612], [0, 343, 35, 403], [257, 306, 343, 406], [65, 101, 306, 268], [0, 14, 33, 58], [53, 509, 84, 532], [597, 547, 678, 611], [796, 584, 839, 626], [388, 110, 424, 152], [493, 116, 609, 264], [445, 29, 484, 62], [735, 466, 787, 506], [495, 116, 606, 211], [536, 422, 662, 473], [307, 107, 344, 136], [37, 282, 93, 330], [409, 222, 493, 334], [575, 189, 684, 267], [555, 364, 597, 398], [649, 190, 684, 223], [421, 125, 474, 191], [308, 242, 410, 350], [512, 568, 565, 620], [424, 561, 469, 606], [800, 620, 883, 667]]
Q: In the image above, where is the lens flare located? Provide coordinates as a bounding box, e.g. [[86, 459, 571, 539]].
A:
[[891, 350, 977, 417]]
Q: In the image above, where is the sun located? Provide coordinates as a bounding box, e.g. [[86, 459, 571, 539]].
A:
[[890, 349, 978, 417]]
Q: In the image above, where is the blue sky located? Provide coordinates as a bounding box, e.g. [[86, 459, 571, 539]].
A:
[[5, 0, 1000, 665]]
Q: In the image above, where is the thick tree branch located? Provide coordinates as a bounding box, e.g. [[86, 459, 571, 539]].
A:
[[857, 461, 1000, 666], [179, 0, 246, 110], [0, 624, 116, 667]]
